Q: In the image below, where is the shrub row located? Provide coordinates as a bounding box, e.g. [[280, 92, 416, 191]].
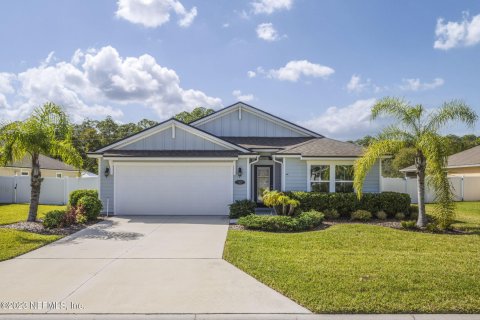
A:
[[287, 191, 411, 217], [238, 211, 324, 232], [229, 200, 256, 218], [43, 189, 102, 229]]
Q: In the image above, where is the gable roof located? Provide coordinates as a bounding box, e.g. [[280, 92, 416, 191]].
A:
[[93, 118, 251, 154], [277, 138, 364, 157], [5, 154, 77, 171], [190, 102, 323, 138], [401, 145, 480, 172], [221, 137, 315, 149]]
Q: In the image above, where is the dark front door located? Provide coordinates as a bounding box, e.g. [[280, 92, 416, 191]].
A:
[[254, 165, 273, 204]]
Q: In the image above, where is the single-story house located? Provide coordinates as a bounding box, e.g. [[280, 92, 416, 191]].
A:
[[400, 145, 480, 177], [88, 102, 381, 215], [0, 154, 79, 178]]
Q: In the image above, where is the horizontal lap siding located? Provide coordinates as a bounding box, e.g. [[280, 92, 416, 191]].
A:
[[99, 160, 114, 213], [285, 158, 307, 191], [196, 109, 305, 137], [233, 158, 248, 201], [363, 160, 380, 193], [119, 127, 227, 150]]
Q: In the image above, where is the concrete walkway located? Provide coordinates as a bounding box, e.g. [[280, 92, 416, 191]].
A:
[[0, 216, 308, 314]]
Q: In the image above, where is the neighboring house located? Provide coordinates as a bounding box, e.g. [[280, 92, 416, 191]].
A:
[[88, 102, 380, 215], [0, 154, 79, 178], [400, 145, 480, 177]]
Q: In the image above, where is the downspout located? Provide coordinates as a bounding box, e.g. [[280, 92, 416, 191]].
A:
[[248, 155, 260, 200], [272, 155, 283, 191]]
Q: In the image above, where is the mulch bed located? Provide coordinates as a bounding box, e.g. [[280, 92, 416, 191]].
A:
[[0, 218, 103, 236]]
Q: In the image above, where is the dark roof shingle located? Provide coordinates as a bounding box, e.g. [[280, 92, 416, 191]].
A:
[[277, 138, 364, 157], [220, 137, 314, 149], [6, 154, 77, 171]]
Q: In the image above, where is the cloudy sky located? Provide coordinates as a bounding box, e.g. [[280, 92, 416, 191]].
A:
[[0, 0, 479, 139]]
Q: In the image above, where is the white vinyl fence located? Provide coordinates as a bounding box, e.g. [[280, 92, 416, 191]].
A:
[[0, 176, 99, 205], [381, 176, 480, 203]]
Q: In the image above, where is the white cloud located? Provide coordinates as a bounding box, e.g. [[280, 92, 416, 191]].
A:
[[116, 0, 197, 28], [267, 60, 335, 82], [299, 98, 378, 139], [222, 23, 230, 28], [434, 12, 480, 50], [247, 70, 256, 78], [256, 23, 281, 41], [232, 90, 254, 102], [251, 0, 293, 14], [400, 78, 445, 91], [0, 46, 221, 121], [0, 73, 15, 94], [346, 74, 369, 93]]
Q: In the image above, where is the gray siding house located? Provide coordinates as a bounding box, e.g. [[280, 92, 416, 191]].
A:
[[89, 102, 380, 215]]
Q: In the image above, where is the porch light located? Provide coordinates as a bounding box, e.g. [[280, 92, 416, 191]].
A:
[[104, 167, 110, 178], [237, 167, 243, 177]]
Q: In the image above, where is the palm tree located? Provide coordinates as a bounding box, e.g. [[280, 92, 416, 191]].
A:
[[0, 103, 82, 222], [354, 97, 477, 229]]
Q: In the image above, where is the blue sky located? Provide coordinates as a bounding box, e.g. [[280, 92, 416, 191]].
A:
[[0, 0, 479, 139]]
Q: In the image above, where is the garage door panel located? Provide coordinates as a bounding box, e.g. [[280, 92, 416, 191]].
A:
[[114, 163, 232, 215]]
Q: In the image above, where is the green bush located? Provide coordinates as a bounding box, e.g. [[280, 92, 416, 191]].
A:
[[77, 196, 102, 220], [238, 211, 324, 232], [401, 220, 417, 229], [69, 189, 98, 207], [324, 209, 340, 220], [263, 190, 300, 216], [43, 210, 67, 229], [375, 211, 387, 220], [351, 210, 372, 221], [229, 200, 256, 218], [395, 212, 406, 220], [75, 204, 88, 224], [288, 191, 411, 217]]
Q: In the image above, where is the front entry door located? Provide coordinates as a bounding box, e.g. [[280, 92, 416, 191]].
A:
[[254, 165, 273, 204]]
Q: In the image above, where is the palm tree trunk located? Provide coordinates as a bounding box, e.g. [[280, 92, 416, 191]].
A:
[[415, 153, 428, 228], [27, 153, 42, 222]]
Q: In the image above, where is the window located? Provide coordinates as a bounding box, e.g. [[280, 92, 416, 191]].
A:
[[335, 165, 354, 193], [56, 173, 62, 178], [310, 165, 330, 192], [20, 171, 29, 176]]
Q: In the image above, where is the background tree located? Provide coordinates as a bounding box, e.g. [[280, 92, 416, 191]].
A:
[[0, 102, 82, 221], [353, 97, 477, 229], [174, 107, 214, 123]]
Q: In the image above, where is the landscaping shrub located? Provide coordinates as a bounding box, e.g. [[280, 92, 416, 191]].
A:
[[238, 211, 324, 232], [229, 200, 256, 218], [263, 190, 300, 216], [75, 205, 88, 224], [395, 212, 406, 220], [63, 206, 78, 226], [69, 189, 98, 207], [77, 196, 102, 220], [409, 205, 419, 220], [375, 211, 387, 220], [401, 220, 417, 230], [43, 210, 67, 229], [351, 210, 372, 221], [324, 209, 340, 220], [288, 191, 410, 216]]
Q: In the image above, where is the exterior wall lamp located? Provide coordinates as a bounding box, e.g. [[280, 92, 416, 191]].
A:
[[237, 167, 243, 177], [104, 167, 110, 178]]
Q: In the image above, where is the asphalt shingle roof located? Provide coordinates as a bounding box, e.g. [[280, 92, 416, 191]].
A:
[[102, 150, 246, 158], [220, 137, 314, 149], [278, 138, 364, 157], [6, 154, 77, 171]]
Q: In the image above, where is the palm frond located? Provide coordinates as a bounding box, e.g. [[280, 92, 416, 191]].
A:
[[426, 100, 478, 132], [371, 97, 421, 134]]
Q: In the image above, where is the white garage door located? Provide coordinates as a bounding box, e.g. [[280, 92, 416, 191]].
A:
[[114, 162, 233, 215]]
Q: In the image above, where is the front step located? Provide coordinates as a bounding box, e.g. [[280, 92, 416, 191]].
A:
[[254, 207, 275, 215]]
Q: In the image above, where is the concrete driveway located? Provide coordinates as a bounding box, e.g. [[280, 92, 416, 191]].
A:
[[0, 216, 309, 314]]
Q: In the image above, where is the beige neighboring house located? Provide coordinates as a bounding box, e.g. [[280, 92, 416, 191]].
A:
[[401, 145, 480, 177], [0, 154, 79, 178]]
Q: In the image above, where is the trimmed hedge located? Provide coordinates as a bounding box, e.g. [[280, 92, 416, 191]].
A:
[[287, 191, 411, 217], [238, 211, 324, 232], [69, 189, 98, 207], [77, 196, 103, 220], [43, 210, 67, 229], [229, 200, 256, 218]]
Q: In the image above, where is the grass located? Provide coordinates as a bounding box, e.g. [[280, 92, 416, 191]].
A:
[[0, 204, 66, 225], [0, 229, 61, 261], [427, 201, 480, 233], [224, 224, 480, 313]]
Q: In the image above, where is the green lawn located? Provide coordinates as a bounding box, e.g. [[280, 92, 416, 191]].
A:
[[0, 229, 61, 261], [224, 224, 480, 313], [0, 204, 66, 225], [427, 201, 480, 233]]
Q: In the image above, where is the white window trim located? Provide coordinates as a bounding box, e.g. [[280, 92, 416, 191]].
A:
[[307, 160, 355, 193], [56, 172, 63, 178]]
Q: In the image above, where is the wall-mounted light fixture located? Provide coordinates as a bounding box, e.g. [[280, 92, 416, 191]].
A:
[[104, 167, 110, 178], [237, 167, 243, 177]]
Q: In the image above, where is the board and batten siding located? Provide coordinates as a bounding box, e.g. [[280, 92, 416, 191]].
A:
[[233, 158, 248, 201], [119, 127, 228, 151], [196, 109, 307, 137], [99, 159, 114, 213]]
